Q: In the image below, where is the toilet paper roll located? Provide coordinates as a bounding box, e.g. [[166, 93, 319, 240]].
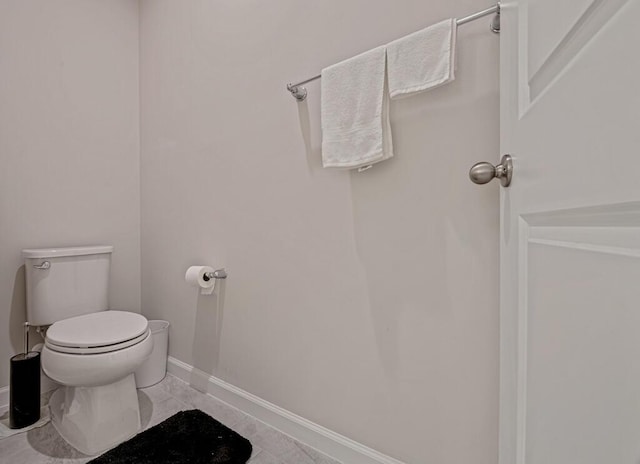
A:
[[185, 266, 216, 295]]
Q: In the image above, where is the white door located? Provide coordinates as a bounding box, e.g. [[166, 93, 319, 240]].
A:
[[499, 1, 640, 463]]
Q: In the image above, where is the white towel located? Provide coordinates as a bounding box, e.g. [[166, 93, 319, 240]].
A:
[[387, 18, 457, 99], [321, 46, 393, 169]]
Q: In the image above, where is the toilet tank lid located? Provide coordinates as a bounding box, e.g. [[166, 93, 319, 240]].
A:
[[22, 245, 114, 259]]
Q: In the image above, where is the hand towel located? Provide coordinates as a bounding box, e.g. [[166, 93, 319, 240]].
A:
[[321, 46, 393, 169], [387, 18, 457, 99]]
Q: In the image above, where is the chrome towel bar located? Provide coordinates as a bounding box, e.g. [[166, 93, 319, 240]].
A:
[[286, 3, 500, 101]]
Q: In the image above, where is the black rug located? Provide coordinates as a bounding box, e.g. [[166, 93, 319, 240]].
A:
[[88, 409, 252, 464]]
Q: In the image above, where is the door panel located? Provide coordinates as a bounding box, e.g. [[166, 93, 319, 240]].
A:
[[526, 245, 640, 464], [523, 206, 640, 464], [526, 0, 631, 101], [527, 0, 592, 79], [500, 1, 640, 463]]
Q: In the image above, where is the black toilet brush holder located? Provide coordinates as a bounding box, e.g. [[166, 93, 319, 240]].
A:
[[9, 322, 40, 429], [9, 352, 41, 428]]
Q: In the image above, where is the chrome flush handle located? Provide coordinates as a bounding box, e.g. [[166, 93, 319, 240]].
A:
[[33, 261, 50, 270]]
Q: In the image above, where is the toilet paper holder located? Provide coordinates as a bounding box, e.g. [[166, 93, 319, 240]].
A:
[[203, 268, 227, 281]]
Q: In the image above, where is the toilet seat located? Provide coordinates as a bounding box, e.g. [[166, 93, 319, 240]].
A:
[[45, 310, 149, 355], [46, 330, 150, 355]]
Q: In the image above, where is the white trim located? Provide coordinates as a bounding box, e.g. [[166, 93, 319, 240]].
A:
[[528, 238, 640, 258], [167, 357, 406, 464]]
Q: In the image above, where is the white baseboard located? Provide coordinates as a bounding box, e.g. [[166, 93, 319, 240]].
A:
[[167, 357, 405, 464]]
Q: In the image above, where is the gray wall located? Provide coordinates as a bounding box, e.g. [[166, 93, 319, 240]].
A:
[[139, 1, 499, 463], [0, 0, 141, 386]]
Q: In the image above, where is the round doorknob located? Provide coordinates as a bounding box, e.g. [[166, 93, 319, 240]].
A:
[[469, 154, 512, 187]]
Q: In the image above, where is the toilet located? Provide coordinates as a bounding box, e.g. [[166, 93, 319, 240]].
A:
[[22, 245, 153, 455]]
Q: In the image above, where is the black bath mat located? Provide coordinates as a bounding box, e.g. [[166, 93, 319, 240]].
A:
[[88, 409, 252, 464]]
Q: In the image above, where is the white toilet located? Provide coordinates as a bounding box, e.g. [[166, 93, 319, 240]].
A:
[[22, 245, 153, 455]]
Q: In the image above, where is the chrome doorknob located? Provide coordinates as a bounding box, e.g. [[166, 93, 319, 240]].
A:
[[469, 154, 512, 187]]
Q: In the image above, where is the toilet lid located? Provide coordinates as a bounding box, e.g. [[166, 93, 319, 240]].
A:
[[46, 311, 149, 350]]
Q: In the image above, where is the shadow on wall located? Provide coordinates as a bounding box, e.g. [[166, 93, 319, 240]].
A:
[[348, 88, 498, 376], [9, 265, 45, 354], [9, 265, 27, 353], [288, 53, 498, 382], [295, 99, 321, 173], [190, 280, 227, 389]]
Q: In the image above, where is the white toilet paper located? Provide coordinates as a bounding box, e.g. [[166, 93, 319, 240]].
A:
[[185, 266, 216, 295]]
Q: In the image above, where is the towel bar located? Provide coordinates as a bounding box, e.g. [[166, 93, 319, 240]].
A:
[[286, 3, 500, 101]]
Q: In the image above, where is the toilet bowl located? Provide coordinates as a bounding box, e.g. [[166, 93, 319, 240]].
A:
[[42, 310, 153, 455], [23, 245, 153, 455]]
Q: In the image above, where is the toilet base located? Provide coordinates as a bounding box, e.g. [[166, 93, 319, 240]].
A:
[[49, 374, 141, 455]]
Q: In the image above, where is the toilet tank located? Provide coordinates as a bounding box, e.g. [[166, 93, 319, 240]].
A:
[[22, 245, 114, 326]]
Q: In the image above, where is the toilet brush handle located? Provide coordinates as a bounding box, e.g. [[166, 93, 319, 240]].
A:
[[23, 322, 29, 354]]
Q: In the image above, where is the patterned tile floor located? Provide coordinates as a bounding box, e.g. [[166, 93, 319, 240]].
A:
[[0, 374, 341, 464]]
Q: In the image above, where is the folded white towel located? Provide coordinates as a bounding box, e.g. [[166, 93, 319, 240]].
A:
[[387, 18, 457, 99], [321, 46, 393, 169]]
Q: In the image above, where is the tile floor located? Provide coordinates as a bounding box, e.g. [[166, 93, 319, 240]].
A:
[[0, 374, 341, 464]]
